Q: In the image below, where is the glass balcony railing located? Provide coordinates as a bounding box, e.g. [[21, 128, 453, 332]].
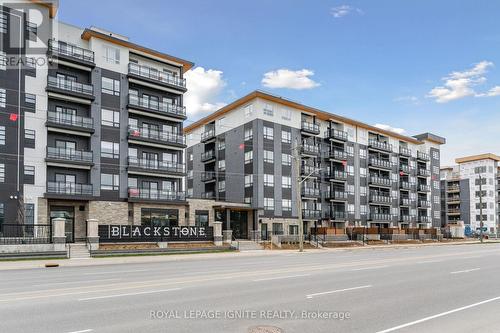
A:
[[201, 128, 216, 142], [328, 149, 348, 160], [302, 209, 321, 219], [368, 139, 393, 152], [201, 150, 216, 162], [127, 157, 185, 174], [369, 213, 394, 221], [201, 171, 217, 182], [47, 182, 93, 196], [128, 95, 186, 118], [369, 158, 392, 169], [46, 147, 93, 163], [417, 151, 430, 161], [128, 62, 186, 89], [48, 39, 95, 63], [326, 128, 348, 141], [301, 144, 320, 156], [399, 147, 412, 157], [369, 194, 392, 204], [47, 76, 93, 96], [47, 111, 94, 130], [301, 121, 320, 134], [128, 126, 185, 146], [369, 175, 392, 187], [301, 187, 321, 197], [128, 188, 186, 201]]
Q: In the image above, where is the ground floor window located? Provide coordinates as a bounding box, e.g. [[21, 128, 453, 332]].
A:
[[195, 210, 209, 227], [24, 204, 34, 224], [141, 208, 178, 227], [272, 223, 283, 235], [289, 225, 298, 235]]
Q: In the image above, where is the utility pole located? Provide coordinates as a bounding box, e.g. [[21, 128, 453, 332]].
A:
[[479, 174, 484, 243]]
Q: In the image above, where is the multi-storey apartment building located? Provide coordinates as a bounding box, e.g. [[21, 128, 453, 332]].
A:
[[440, 154, 500, 235], [185, 91, 445, 239], [0, 1, 193, 241]]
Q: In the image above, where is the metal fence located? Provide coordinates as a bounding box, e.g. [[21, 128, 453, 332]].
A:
[[0, 224, 52, 244]]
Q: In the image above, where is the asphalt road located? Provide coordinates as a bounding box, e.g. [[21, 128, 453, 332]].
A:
[[1, 243, 500, 333]]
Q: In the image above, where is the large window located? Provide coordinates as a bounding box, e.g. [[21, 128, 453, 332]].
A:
[[0, 163, 4, 183], [24, 165, 35, 184], [244, 174, 253, 187], [0, 51, 6, 71], [218, 180, 226, 192], [282, 153, 292, 166], [102, 77, 120, 96], [0, 88, 5, 107], [0, 203, 4, 226], [282, 199, 292, 211], [264, 198, 275, 210], [281, 130, 291, 144], [244, 104, 253, 118], [282, 176, 292, 189], [24, 129, 35, 140], [0, 126, 5, 145], [263, 126, 274, 140], [141, 208, 178, 227], [244, 151, 253, 164], [101, 173, 119, 191], [101, 109, 120, 127], [24, 204, 34, 225], [264, 174, 274, 187], [195, 210, 209, 227], [101, 141, 119, 158], [263, 103, 274, 117], [103, 45, 120, 64], [264, 150, 274, 163], [0, 13, 7, 34], [244, 128, 253, 141]]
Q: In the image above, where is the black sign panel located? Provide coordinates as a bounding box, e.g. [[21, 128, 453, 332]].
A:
[[98, 225, 214, 242]]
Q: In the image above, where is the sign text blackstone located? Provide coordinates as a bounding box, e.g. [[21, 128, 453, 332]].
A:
[[98, 225, 214, 242]]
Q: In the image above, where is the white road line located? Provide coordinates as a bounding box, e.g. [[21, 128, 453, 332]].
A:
[[450, 268, 481, 274], [65, 330, 93, 333], [461, 255, 482, 259], [416, 260, 443, 264], [351, 265, 389, 271], [253, 274, 311, 282], [83, 269, 150, 275], [78, 288, 182, 301], [306, 285, 372, 299], [34, 278, 120, 287], [375, 295, 500, 333]]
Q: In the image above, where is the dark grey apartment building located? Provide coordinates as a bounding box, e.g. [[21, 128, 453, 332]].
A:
[[185, 91, 445, 239], [0, 0, 192, 242]]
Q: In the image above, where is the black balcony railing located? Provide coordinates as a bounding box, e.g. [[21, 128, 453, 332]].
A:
[[369, 158, 392, 169], [128, 188, 186, 201], [128, 157, 185, 174], [0, 224, 52, 244], [326, 128, 348, 141], [418, 215, 431, 223], [301, 144, 320, 155], [400, 198, 411, 206], [329, 190, 348, 200], [418, 168, 431, 177], [47, 76, 93, 96], [47, 182, 93, 196], [301, 187, 321, 197], [326, 169, 348, 181], [201, 171, 217, 182], [201, 150, 216, 162], [368, 139, 393, 152], [369, 194, 392, 204], [128, 62, 186, 89], [328, 149, 348, 160], [302, 209, 321, 219], [330, 210, 347, 220], [128, 95, 186, 118], [369, 176, 392, 187], [369, 213, 394, 221], [201, 128, 216, 142], [301, 165, 320, 177], [47, 111, 94, 129], [399, 147, 412, 157], [447, 185, 460, 192], [400, 215, 415, 223], [399, 164, 411, 173], [418, 200, 431, 208], [46, 147, 93, 163], [201, 191, 215, 199], [400, 181, 415, 190], [447, 195, 460, 202], [48, 39, 95, 63], [417, 151, 430, 161], [128, 126, 185, 146], [418, 184, 431, 192], [301, 121, 320, 134]]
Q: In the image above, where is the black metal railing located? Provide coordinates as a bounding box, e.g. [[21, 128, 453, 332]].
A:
[[48, 39, 95, 63], [328, 149, 348, 160], [201, 171, 217, 182], [418, 200, 431, 208], [47, 182, 93, 196], [46, 147, 93, 163], [128, 94, 186, 117], [418, 168, 431, 177], [201, 150, 216, 162], [400, 198, 411, 206], [128, 62, 186, 89], [301, 165, 320, 176], [302, 209, 321, 219], [128, 188, 186, 201], [128, 126, 185, 145], [399, 147, 412, 156], [47, 111, 94, 129], [201, 128, 216, 142], [369, 158, 392, 169], [0, 224, 52, 244], [301, 121, 320, 134], [417, 151, 430, 161], [128, 157, 185, 173], [301, 187, 321, 197], [369, 175, 391, 186], [400, 164, 411, 173], [418, 184, 431, 192], [326, 169, 348, 180], [369, 194, 392, 204], [47, 76, 94, 95], [329, 190, 348, 200], [400, 181, 415, 190], [369, 213, 394, 221], [368, 139, 393, 152], [327, 128, 348, 141], [301, 144, 320, 155]]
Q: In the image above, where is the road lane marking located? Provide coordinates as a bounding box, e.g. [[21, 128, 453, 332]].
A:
[[460, 255, 482, 259], [306, 285, 372, 299], [253, 274, 311, 282], [66, 330, 93, 333], [350, 265, 389, 271], [375, 295, 500, 333], [33, 278, 120, 287], [83, 269, 150, 275], [78, 288, 182, 301], [450, 268, 481, 274], [416, 260, 443, 264]]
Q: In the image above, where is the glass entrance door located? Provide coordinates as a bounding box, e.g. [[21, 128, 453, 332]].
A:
[[230, 211, 248, 239], [50, 206, 75, 243]]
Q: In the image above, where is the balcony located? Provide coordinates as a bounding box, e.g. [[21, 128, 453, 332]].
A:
[[447, 209, 461, 215], [201, 171, 217, 182], [128, 95, 186, 120], [127, 126, 186, 148], [418, 215, 431, 223], [46, 76, 94, 100], [127, 157, 185, 175], [326, 128, 348, 141], [201, 150, 216, 162], [400, 197, 411, 206], [301, 165, 320, 177], [46, 111, 94, 134], [328, 190, 348, 201], [46, 147, 93, 167], [201, 128, 216, 143], [301, 144, 320, 156], [418, 200, 431, 208], [128, 62, 186, 91], [400, 181, 415, 190], [326, 169, 348, 181], [369, 213, 394, 222], [46, 182, 93, 199], [302, 209, 321, 220], [447, 185, 460, 192], [447, 195, 460, 203], [368, 139, 393, 152], [369, 176, 392, 187], [418, 184, 431, 192], [47, 39, 95, 66], [417, 151, 430, 161], [400, 215, 416, 223], [301, 187, 321, 198], [369, 194, 392, 205], [330, 210, 347, 220], [128, 188, 186, 203], [328, 149, 348, 161], [417, 168, 431, 177], [399, 164, 411, 174], [399, 147, 412, 157], [201, 191, 215, 199], [301, 121, 320, 135], [369, 158, 392, 170]]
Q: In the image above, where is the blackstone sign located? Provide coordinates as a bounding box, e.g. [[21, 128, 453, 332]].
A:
[[98, 225, 214, 242]]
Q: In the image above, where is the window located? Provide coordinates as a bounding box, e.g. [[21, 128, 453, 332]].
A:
[[24, 204, 34, 225], [102, 77, 120, 96], [128, 177, 138, 189], [25, 129, 35, 140], [244, 197, 252, 204], [282, 176, 292, 189], [103, 45, 120, 64], [475, 178, 487, 185], [0, 51, 6, 71], [264, 174, 274, 187], [0, 126, 4, 145], [218, 160, 226, 171], [245, 151, 253, 164], [101, 141, 119, 158], [218, 180, 226, 192], [101, 109, 120, 127], [281, 130, 291, 144], [195, 210, 209, 227], [282, 153, 292, 166], [244, 174, 253, 187], [0, 13, 7, 34], [264, 150, 274, 163], [101, 173, 119, 190], [0, 163, 4, 182], [217, 117, 225, 128], [25, 93, 36, 109], [432, 151, 439, 160], [263, 103, 274, 116], [189, 153, 193, 161], [282, 199, 292, 211], [26, 21, 37, 41], [264, 198, 275, 210], [263, 126, 274, 140], [244, 104, 253, 118], [282, 108, 291, 121], [218, 139, 225, 150], [0, 88, 5, 107], [24, 165, 35, 176], [244, 128, 253, 141], [187, 170, 193, 179]]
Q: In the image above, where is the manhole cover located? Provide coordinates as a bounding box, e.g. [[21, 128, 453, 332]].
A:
[[248, 325, 284, 333]]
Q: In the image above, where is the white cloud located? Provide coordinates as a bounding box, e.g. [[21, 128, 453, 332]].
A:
[[184, 67, 227, 118], [331, 5, 363, 18], [261, 69, 320, 90], [393, 95, 419, 104], [374, 123, 406, 135], [427, 61, 500, 103]]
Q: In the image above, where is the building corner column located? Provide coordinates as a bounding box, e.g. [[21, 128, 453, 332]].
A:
[[52, 217, 66, 251], [86, 218, 99, 250], [213, 221, 223, 246]]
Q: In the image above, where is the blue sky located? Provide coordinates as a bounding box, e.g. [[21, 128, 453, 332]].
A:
[[58, 0, 500, 165]]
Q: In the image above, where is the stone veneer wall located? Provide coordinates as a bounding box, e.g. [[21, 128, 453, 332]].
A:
[[88, 201, 129, 225]]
